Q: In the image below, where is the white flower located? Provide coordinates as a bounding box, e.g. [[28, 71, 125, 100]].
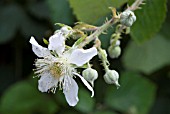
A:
[[30, 29, 97, 106]]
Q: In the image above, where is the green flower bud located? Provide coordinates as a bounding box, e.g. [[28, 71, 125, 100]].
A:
[[110, 39, 120, 46], [82, 68, 98, 86], [120, 10, 136, 27], [104, 70, 120, 88], [98, 49, 107, 59], [108, 46, 121, 59]]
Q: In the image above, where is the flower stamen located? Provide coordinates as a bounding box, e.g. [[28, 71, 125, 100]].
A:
[[50, 62, 63, 79]]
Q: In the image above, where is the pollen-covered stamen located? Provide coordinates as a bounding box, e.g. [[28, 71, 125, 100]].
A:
[[34, 58, 50, 75], [50, 62, 63, 79]]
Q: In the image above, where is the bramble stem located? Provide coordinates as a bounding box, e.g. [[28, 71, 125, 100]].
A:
[[78, 0, 144, 48], [78, 19, 114, 48]]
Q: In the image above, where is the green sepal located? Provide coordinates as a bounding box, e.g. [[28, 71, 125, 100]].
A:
[[72, 35, 87, 48], [43, 38, 49, 45], [73, 22, 97, 31], [54, 23, 66, 27]]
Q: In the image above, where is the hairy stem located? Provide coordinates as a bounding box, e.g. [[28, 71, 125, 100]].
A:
[[78, 19, 114, 48], [78, 0, 144, 48]]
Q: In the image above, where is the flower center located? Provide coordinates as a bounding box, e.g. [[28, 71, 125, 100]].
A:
[[50, 62, 63, 79]]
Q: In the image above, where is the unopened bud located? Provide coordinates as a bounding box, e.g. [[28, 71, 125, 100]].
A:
[[110, 39, 121, 46], [120, 10, 136, 27], [61, 26, 72, 36], [82, 68, 98, 87], [104, 70, 120, 88], [54, 26, 72, 36], [98, 49, 107, 59], [108, 46, 121, 59]]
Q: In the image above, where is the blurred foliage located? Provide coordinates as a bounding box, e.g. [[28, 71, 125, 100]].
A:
[[69, 0, 128, 24], [0, 0, 170, 114], [0, 80, 58, 114], [46, 0, 75, 25], [105, 72, 156, 114], [129, 0, 167, 43], [123, 34, 170, 74]]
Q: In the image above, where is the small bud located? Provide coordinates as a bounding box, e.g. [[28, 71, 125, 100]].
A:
[[82, 68, 98, 86], [108, 46, 121, 59], [98, 49, 107, 59], [104, 70, 120, 88], [110, 39, 121, 46], [61, 26, 72, 35], [120, 10, 136, 27], [54, 26, 72, 36]]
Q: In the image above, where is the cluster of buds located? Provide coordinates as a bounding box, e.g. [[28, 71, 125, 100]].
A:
[[29, 1, 140, 106]]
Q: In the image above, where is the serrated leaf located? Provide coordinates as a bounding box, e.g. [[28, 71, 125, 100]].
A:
[[130, 0, 167, 43], [46, 0, 75, 25], [69, 0, 128, 24], [105, 72, 156, 114], [122, 34, 170, 74], [0, 80, 58, 114]]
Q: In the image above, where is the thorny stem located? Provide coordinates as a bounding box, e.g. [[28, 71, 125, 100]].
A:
[[95, 38, 109, 71], [128, 0, 145, 11], [111, 25, 126, 47], [98, 47, 109, 71], [78, 0, 144, 48], [78, 19, 114, 48]]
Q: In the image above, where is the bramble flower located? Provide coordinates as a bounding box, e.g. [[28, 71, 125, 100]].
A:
[[30, 27, 97, 106]]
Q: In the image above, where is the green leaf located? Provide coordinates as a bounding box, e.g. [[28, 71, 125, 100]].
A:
[[130, 0, 167, 43], [0, 80, 58, 114], [46, 0, 75, 25], [69, 0, 128, 24], [122, 34, 170, 74], [105, 72, 156, 114], [100, 26, 115, 49], [93, 111, 117, 114], [75, 88, 95, 113], [160, 1, 170, 39], [0, 4, 47, 43]]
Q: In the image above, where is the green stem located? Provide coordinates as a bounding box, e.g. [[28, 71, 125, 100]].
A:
[[128, 0, 144, 11], [79, 18, 114, 48], [98, 47, 109, 72], [78, 0, 144, 48], [111, 25, 125, 47]]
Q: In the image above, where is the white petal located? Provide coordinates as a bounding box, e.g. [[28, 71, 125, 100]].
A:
[[48, 33, 65, 55], [69, 47, 97, 66], [30, 37, 51, 57], [73, 72, 94, 97], [63, 77, 79, 106], [38, 72, 58, 92]]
